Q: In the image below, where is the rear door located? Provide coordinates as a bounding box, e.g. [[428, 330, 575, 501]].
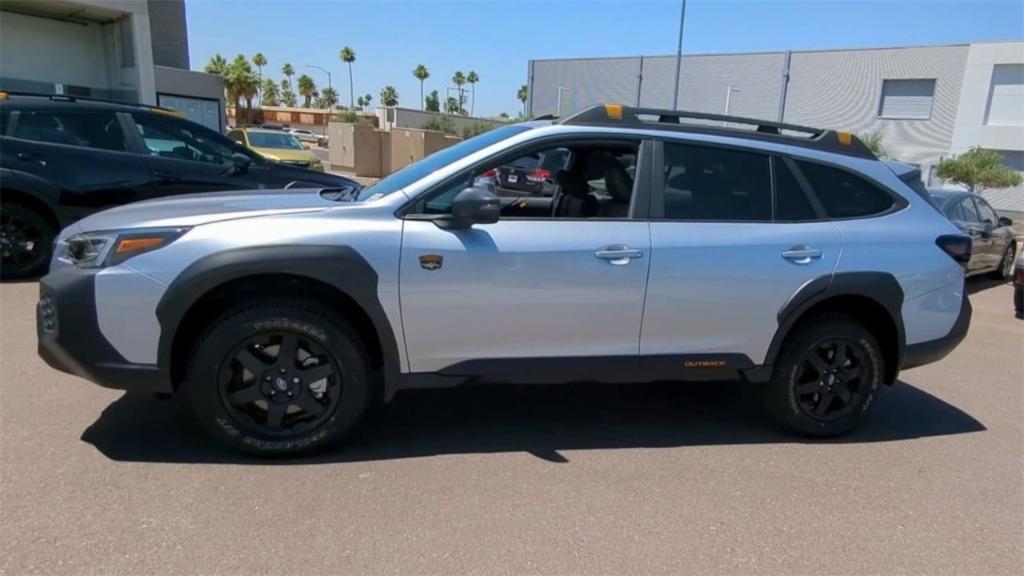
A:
[[641, 142, 843, 367], [975, 198, 1010, 268], [1, 109, 151, 221], [956, 197, 994, 272]]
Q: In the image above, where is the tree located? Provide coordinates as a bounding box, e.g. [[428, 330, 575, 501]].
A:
[[340, 46, 356, 110], [859, 132, 887, 159], [252, 52, 267, 101], [297, 74, 317, 108], [225, 54, 258, 122], [517, 84, 528, 118], [261, 78, 280, 106], [452, 71, 466, 115], [499, 112, 509, 119], [425, 90, 440, 112], [356, 95, 365, 110], [937, 147, 1023, 193], [280, 79, 297, 107], [380, 85, 399, 107], [413, 64, 430, 110], [320, 87, 339, 109], [204, 54, 228, 75], [363, 93, 372, 111], [445, 96, 461, 115], [466, 70, 479, 116], [281, 63, 294, 93]]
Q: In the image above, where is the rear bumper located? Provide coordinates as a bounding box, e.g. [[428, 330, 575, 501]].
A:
[[901, 291, 972, 370], [37, 267, 173, 393]]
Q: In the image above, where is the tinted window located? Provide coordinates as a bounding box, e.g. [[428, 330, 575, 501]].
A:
[[12, 111, 126, 151], [133, 113, 237, 164], [944, 200, 966, 221], [960, 198, 980, 223], [660, 143, 771, 221], [796, 161, 895, 218], [976, 199, 998, 225], [0, 110, 9, 136], [774, 157, 818, 221]]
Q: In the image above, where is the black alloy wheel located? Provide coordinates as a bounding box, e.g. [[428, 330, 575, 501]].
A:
[[1, 204, 54, 279], [793, 338, 868, 421]]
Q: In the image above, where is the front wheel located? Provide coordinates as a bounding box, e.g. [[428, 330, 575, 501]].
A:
[[992, 243, 1017, 281], [184, 299, 373, 456], [763, 314, 884, 437], [1, 203, 55, 279]]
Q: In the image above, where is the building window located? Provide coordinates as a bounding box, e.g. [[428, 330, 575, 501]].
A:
[[878, 79, 935, 120], [985, 64, 1024, 126]]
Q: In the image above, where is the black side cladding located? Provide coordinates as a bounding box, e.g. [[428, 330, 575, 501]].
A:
[[155, 245, 402, 398]]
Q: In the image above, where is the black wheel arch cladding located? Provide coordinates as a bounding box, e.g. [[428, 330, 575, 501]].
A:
[[156, 245, 401, 399], [765, 272, 906, 380]]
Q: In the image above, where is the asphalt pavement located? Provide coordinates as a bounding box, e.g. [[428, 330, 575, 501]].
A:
[[1, 278, 1021, 575]]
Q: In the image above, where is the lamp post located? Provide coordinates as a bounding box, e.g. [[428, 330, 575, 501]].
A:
[[671, 0, 687, 111], [306, 64, 332, 136], [556, 86, 569, 117], [724, 86, 740, 125]]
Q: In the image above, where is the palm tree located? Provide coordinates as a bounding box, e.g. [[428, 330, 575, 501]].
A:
[[452, 71, 466, 115], [413, 64, 430, 110], [363, 93, 372, 111], [281, 63, 294, 93], [517, 84, 528, 118], [204, 54, 231, 104], [320, 87, 338, 109], [356, 96, 365, 110], [466, 70, 479, 116], [252, 53, 267, 101], [339, 47, 356, 110], [425, 90, 440, 112], [297, 74, 317, 108], [227, 55, 258, 123], [261, 78, 279, 106], [445, 96, 461, 115], [380, 86, 398, 107]]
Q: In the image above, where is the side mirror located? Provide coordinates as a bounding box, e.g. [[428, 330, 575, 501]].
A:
[[230, 152, 252, 175], [447, 186, 500, 229], [999, 216, 1013, 227]]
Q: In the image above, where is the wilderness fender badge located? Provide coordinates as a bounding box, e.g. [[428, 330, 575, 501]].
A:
[[419, 255, 443, 271]]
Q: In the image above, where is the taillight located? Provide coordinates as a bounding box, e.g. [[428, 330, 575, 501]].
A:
[[526, 168, 550, 183], [936, 234, 972, 266], [480, 168, 497, 178]]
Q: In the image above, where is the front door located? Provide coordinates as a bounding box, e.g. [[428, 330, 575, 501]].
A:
[[398, 138, 651, 376]]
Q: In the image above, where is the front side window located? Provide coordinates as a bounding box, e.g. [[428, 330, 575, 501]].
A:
[[133, 114, 237, 164], [659, 143, 771, 221], [976, 199, 998, 225], [11, 111, 127, 152], [795, 160, 895, 219], [944, 199, 967, 222], [959, 198, 980, 223]]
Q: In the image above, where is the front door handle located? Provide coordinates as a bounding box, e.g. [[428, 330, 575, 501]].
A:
[[781, 246, 823, 264], [595, 245, 643, 266], [17, 152, 46, 166]]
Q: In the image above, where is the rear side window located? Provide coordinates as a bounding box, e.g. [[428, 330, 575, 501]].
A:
[[960, 198, 980, 223], [773, 157, 818, 221], [795, 161, 895, 218], [944, 200, 966, 221], [11, 111, 127, 152], [660, 143, 772, 221]]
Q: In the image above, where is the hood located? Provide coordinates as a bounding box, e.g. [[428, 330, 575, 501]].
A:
[[69, 189, 344, 233]]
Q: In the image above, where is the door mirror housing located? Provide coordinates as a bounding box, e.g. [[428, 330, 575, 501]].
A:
[[229, 152, 252, 175], [446, 186, 500, 229], [998, 216, 1013, 227]]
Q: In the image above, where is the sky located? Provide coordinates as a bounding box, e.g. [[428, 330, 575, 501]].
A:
[[186, 0, 1024, 117]]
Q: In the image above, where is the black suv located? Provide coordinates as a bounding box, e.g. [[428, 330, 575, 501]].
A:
[[0, 92, 356, 278]]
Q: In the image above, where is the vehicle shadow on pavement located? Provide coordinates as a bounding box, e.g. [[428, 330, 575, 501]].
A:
[[966, 277, 1010, 295], [81, 379, 985, 465]]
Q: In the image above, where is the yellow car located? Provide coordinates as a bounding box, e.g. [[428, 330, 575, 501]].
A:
[[227, 128, 324, 171]]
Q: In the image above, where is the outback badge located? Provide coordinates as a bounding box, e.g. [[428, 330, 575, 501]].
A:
[[419, 254, 443, 271]]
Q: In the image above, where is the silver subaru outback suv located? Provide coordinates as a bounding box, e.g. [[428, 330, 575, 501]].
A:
[[37, 105, 972, 456]]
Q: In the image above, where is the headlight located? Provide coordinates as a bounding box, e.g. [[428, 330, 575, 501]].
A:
[[60, 228, 189, 268], [262, 153, 280, 162]]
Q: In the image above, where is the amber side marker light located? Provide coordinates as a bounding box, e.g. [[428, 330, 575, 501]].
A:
[[604, 104, 623, 120], [116, 237, 167, 254], [0, 91, 8, 101], [837, 131, 853, 145]]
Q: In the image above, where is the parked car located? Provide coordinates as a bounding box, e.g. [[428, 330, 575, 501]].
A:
[[227, 128, 324, 172], [1014, 250, 1023, 319], [0, 91, 356, 278], [929, 189, 1016, 278], [37, 104, 972, 456], [288, 128, 320, 145], [492, 147, 571, 194]]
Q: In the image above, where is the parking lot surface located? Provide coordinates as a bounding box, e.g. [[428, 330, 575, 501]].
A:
[[1, 279, 1021, 575]]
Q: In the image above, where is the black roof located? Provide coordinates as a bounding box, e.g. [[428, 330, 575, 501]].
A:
[[559, 104, 876, 160], [0, 90, 177, 115]]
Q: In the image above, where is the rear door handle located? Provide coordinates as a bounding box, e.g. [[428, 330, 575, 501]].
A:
[[595, 245, 643, 265], [781, 246, 823, 264], [17, 152, 45, 166]]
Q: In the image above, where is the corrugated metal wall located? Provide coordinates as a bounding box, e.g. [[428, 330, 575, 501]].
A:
[[530, 57, 641, 117]]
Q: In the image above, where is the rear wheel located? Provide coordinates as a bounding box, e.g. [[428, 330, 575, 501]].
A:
[[992, 243, 1016, 281], [1, 203, 55, 279], [763, 314, 883, 437], [184, 299, 372, 456]]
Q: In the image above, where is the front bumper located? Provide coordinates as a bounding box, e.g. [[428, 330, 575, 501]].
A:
[[37, 266, 172, 393], [901, 291, 972, 370]]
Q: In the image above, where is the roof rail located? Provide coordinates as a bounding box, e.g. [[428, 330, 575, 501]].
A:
[[559, 104, 875, 159], [0, 90, 182, 115]]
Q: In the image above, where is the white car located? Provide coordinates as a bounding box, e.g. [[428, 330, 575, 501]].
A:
[[288, 128, 320, 145]]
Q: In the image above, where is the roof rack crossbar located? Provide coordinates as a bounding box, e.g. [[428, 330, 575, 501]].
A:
[[557, 104, 875, 160]]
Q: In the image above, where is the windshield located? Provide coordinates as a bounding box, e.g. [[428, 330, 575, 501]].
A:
[[248, 132, 304, 150], [356, 124, 534, 201]]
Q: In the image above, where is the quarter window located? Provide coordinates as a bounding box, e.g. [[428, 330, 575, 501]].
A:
[[11, 111, 127, 152], [795, 160, 895, 218], [659, 143, 771, 221]]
